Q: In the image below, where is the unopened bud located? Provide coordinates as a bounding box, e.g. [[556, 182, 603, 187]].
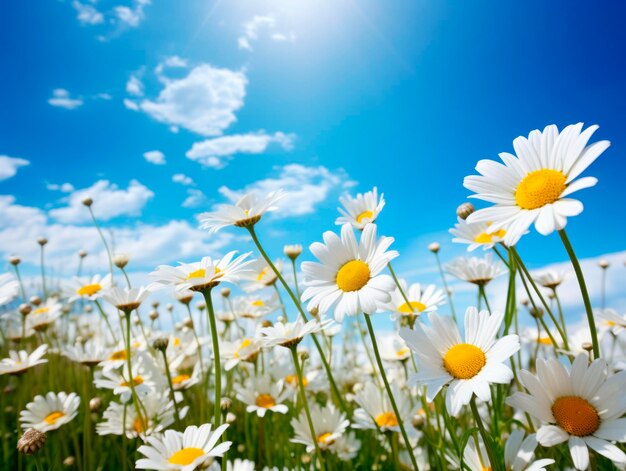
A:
[[299, 351, 309, 362], [19, 304, 32, 316], [84, 305, 93, 314], [412, 413, 425, 428], [456, 202, 475, 220], [89, 397, 102, 412], [78, 250, 87, 258], [82, 197, 93, 207], [37, 237, 48, 246], [582, 342, 593, 352], [183, 317, 194, 329], [428, 242, 440, 253], [237, 444, 245, 453], [220, 397, 232, 411], [529, 307, 544, 318], [63, 456, 76, 467], [113, 253, 129, 269], [149, 310, 159, 321], [152, 337, 169, 351], [151, 301, 160, 309], [220, 288, 230, 298], [29, 296, 42, 307], [17, 429, 47, 455], [599, 259, 609, 269], [196, 301, 206, 311], [284, 244, 303, 260], [166, 303, 173, 312], [9, 256, 20, 265], [226, 412, 236, 424], [309, 306, 319, 318], [521, 299, 529, 307], [261, 320, 273, 328]]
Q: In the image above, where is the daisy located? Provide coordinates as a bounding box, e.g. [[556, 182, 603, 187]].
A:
[[291, 403, 349, 452], [240, 258, 283, 292], [464, 123, 610, 245], [222, 337, 260, 371], [400, 307, 520, 416], [445, 254, 504, 286], [450, 217, 507, 251], [379, 336, 412, 362], [335, 187, 385, 230], [209, 459, 255, 471], [198, 190, 286, 233], [27, 297, 63, 331], [150, 252, 252, 293], [94, 360, 158, 402], [332, 431, 361, 461], [595, 309, 626, 336], [20, 391, 80, 432], [464, 431, 554, 471], [533, 270, 569, 290], [301, 223, 398, 322], [235, 375, 290, 417], [62, 339, 109, 367], [136, 423, 231, 471], [0, 273, 19, 306], [230, 294, 280, 320], [0, 344, 48, 376], [102, 286, 151, 312], [384, 280, 446, 320], [353, 382, 414, 433], [507, 353, 626, 470], [67, 273, 113, 302], [256, 316, 333, 348]]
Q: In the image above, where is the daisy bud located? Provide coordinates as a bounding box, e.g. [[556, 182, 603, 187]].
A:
[[89, 397, 102, 412], [29, 296, 42, 307], [183, 317, 194, 329], [177, 294, 193, 305], [151, 301, 160, 309], [5, 406, 13, 414], [196, 301, 206, 311], [299, 351, 309, 362], [220, 397, 232, 411], [529, 307, 543, 318], [166, 303, 173, 312], [84, 305, 93, 313], [152, 337, 169, 351], [428, 242, 440, 253], [284, 244, 303, 260], [9, 255, 20, 265], [19, 304, 32, 316], [149, 310, 159, 321], [521, 299, 529, 307], [380, 455, 388, 462], [582, 342, 593, 352], [301, 455, 311, 465], [277, 316, 285, 323], [17, 429, 47, 455], [598, 259, 609, 269], [113, 253, 129, 269], [237, 444, 245, 453], [78, 249, 87, 258], [81, 197, 93, 207], [261, 320, 273, 328], [547, 291, 555, 300], [37, 237, 48, 246], [456, 202, 475, 220], [309, 306, 319, 318], [220, 288, 231, 298], [226, 412, 236, 424], [63, 456, 76, 467]]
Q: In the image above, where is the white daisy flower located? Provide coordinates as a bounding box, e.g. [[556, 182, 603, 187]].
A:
[[94, 360, 158, 402], [533, 270, 569, 290], [379, 335, 412, 362], [400, 308, 520, 416], [62, 339, 109, 367], [230, 294, 280, 320], [0, 344, 48, 376], [27, 297, 63, 331], [66, 273, 113, 302], [450, 217, 507, 251], [0, 273, 20, 306], [335, 187, 385, 230], [149, 252, 252, 293], [136, 423, 231, 471], [235, 375, 290, 417], [20, 391, 80, 432], [208, 459, 255, 471], [331, 431, 361, 461], [199, 190, 286, 233], [222, 337, 260, 371], [464, 431, 554, 471], [102, 286, 151, 312], [464, 123, 610, 245], [353, 382, 414, 433], [384, 280, 446, 320], [595, 309, 626, 336], [240, 258, 283, 292], [256, 316, 333, 348], [445, 253, 505, 286], [291, 403, 349, 452], [507, 353, 626, 470], [301, 223, 398, 322]]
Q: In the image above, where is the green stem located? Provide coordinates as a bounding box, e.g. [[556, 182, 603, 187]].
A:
[[364, 314, 420, 471], [470, 396, 499, 471], [88, 206, 114, 279], [202, 289, 222, 427], [434, 251, 457, 322], [94, 300, 118, 343], [124, 311, 147, 432], [478, 285, 491, 314], [273, 283, 289, 322], [552, 288, 568, 338], [291, 258, 302, 300], [13, 264, 27, 301], [558, 229, 600, 358], [160, 349, 182, 428], [39, 244, 47, 299]]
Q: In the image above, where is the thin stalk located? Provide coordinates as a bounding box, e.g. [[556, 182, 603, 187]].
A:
[[88, 206, 114, 278], [433, 251, 457, 322], [123, 311, 147, 432], [364, 314, 420, 471], [247, 226, 347, 413], [13, 264, 27, 301], [478, 285, 491, 314], [94, 300, 118, 343], [160, 349, 182, 428], [202, 289, 222, 427], [273, 283, 289, 322], [291, 258, 302, 300], [552, 288, 568, 337], [120, 267, 132, 289], [558, 229, 600, 359], [601, 267, 607, 310], [39, 244, 47, 299], [470, 396, 499, 471]]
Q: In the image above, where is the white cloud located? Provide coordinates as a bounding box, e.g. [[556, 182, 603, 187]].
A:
[[143, 150, 166, 165], [238, 15, 295, 51], [49, 180, 154, 224], [96, 93, 113, 100], [114, 0, 151, 27], [0, 156, 29, 181], [48, 89, 84, 110], [46, 182, 75, 193], [132, 64, 247, 136], [154, 56, 188, 76], [126, 75, 144, 96], [123, 98, 139, 111], [218, 164, 356, 218], [73, 1, 104, 25], [182, 189, 207, 208], [186, 131, 295, 168], [172, 174, 194, 186]]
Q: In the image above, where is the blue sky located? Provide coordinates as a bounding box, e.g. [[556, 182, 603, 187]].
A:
[[1, 0, 625, 322]]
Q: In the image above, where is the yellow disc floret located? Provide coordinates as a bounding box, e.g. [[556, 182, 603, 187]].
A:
[[375, 411, 399, 428], [515, 169, 567, 210], [356, 210, 374, 224], [168, 447, 205, 465], [44, 411, 65, 424], [398, 301, 426, 314], [255, 394, 276, 409], [552, 396, 600, 437], [77, 283, 102, 297], [443, 343, 486, 379], [336, 260, 371, 292]]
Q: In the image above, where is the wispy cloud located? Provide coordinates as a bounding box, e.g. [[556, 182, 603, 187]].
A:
[[238, 15, 295, 51], [0, 155, 29, 181], [182, 189, 207, 208], [48, 89, 83, 110], [142, 150, 166, 165], [72, 1, 104, 25], [172, 174, 194, 186], [46, 182, 75, 193]]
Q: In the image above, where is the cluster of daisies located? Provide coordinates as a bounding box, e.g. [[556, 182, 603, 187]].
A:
[[1, 122, 625, 471]]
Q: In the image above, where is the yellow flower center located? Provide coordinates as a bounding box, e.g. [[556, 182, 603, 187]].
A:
[[109, 350, 127, 361], [173, 337, 181, 346], [234, 339, 252, 358], [537, 336, 553, 345], [255, 394, 276, 408], [77, 283, 102, 296], [132, 417, 144, 433], [252, 299, 265, 307], [396, 347, 409, 357], [336, 260, 370, 292], [443, 343, 486, 379], [515, 169, 567, 210], [44, 411, 65, 424], [356, 210, 374, 224], [317, 432, 333, 444], [286, 374, 308, 387], [33, 307, 49, 315], [172, 374, 191, 385], [552, 396, 600, 437], [168, 447, 205, 465], [186, 269, 206, 279], [120, 375, 144, 387], [398, 301, 426, 314], [474, 229, 506, 244], [375, 411, 399, 428], [257, 267, 269, 281]]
